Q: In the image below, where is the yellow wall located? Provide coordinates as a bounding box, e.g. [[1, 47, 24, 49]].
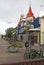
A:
[[40, 16, 44, 44]]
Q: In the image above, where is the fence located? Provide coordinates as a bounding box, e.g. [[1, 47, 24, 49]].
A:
[[1, 58, 44, 65]]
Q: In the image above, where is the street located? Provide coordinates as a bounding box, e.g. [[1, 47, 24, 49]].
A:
[[0, 38, 25, 64]]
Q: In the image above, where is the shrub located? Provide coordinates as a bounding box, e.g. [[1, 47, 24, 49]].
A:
[[12, 44, 16, 47], [9, 41, 23, 48], [16, 43, 22, 48], [11, 42, 17, 47]]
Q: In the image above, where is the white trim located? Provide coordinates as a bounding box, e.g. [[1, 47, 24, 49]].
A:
[[29, 28, 40, 31]]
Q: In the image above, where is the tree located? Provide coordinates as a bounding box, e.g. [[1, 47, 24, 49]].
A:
[[5, 27, 14, 40], [13, 27, 18, 40]]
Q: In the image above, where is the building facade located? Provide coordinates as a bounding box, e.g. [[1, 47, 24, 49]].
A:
[[40, 16, 44, 45], [17, 5, 44, 46]]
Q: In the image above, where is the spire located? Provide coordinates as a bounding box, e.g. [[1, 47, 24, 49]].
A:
[[26, 5, 35, 18], [18, 14, 24, 26]]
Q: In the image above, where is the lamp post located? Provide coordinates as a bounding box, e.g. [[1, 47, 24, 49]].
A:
[[24, 41, 29, 59]]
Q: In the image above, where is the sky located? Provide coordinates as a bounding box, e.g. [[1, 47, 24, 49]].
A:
[[0, 0, 44, 34]]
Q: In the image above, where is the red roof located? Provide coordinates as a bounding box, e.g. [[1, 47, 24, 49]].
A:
[[26, 6, 35, 18]]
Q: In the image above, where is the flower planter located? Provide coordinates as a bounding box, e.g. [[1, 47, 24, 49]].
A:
[[8, 46, 19, 53]]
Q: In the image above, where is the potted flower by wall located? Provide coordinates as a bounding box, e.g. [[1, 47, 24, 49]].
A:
[[8, 42, 19, 53]]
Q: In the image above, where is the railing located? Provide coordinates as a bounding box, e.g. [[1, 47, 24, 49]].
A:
[[0, 58, 44, 65]]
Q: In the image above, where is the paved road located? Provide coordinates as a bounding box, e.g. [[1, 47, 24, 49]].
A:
[[0, 38, 25, 64], [0, 38, 10, 54]]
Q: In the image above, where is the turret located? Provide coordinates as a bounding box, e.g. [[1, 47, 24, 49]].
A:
[[26, 5, 35, 21]]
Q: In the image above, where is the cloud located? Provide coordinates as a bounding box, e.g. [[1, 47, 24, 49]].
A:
[[0, 0, 44, 34], [0, 19, 16, 34]]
